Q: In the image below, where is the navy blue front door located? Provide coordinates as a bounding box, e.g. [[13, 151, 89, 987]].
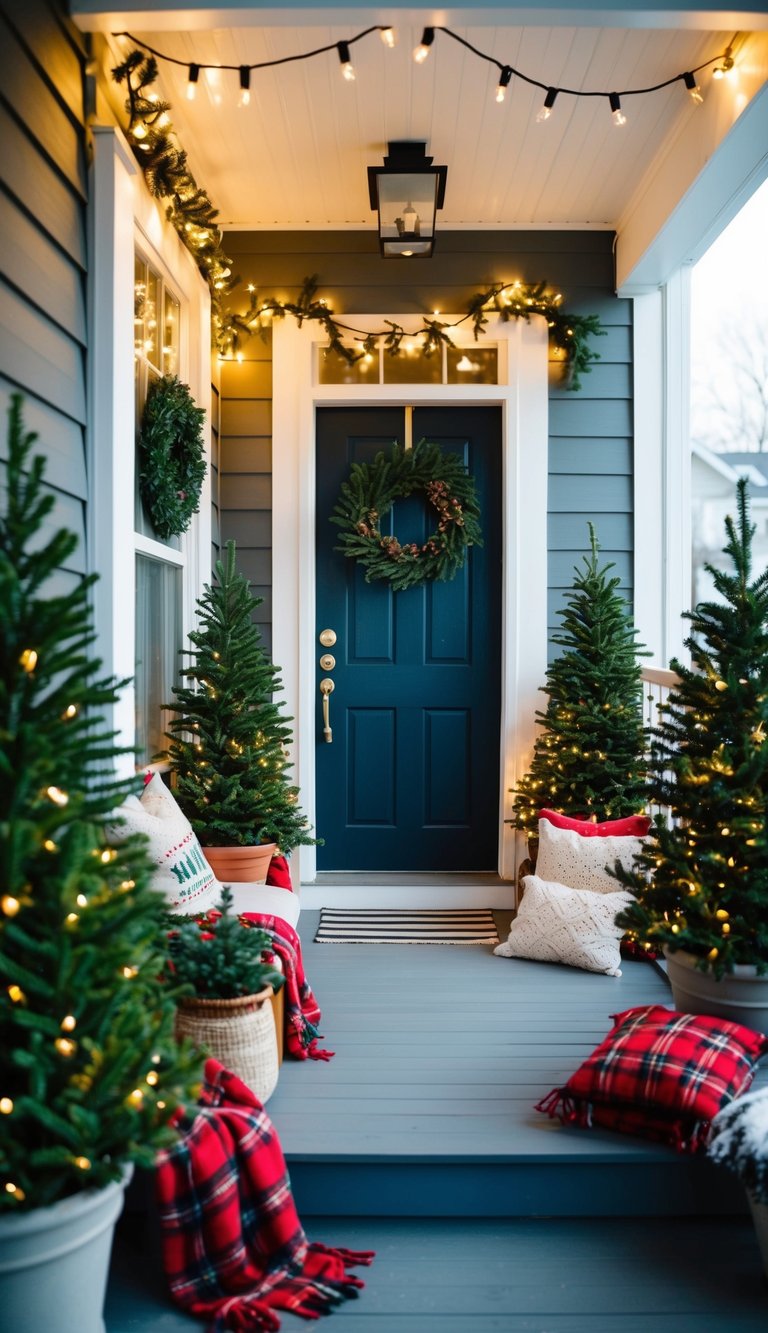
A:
[[315, 406, 502, 871]]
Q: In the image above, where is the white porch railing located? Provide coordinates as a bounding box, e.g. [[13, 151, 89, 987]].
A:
[[641, 666, 681, 823]]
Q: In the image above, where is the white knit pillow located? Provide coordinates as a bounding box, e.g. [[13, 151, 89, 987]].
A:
[[493, 875, 633, 976], [535, 817, 644, 894], [107, 774, 220, 914]]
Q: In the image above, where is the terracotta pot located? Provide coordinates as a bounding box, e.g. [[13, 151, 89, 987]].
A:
[[664, 948, 768, 1031], [175, 987, 279, 1102], [202, 842, 277, 883]]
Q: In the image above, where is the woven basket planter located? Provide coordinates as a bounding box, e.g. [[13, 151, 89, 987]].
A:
[[175, 987, 279, 1103]]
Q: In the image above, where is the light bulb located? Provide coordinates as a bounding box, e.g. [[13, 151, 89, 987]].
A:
[[380, 27, 396, 48], [186, 63, 200, 100], [495, 66, 512, 103], [337, 41, 355, 80], [537, 88, 558, 122], [609, 93, 626, 126], [238, 66, 251, 107], [683, 72, 704, 104], [414, 27, 435, 63]]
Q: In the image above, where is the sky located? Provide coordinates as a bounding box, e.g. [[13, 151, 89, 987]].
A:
[[690, 174, 768, 450]]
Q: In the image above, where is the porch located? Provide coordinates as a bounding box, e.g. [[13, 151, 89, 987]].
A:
[[105, 908, 768, 1330]]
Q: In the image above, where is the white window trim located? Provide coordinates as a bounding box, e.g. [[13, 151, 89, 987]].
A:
[[632, 270, 692, 672], [88, 125, 211, 777], [271, 314, 549, 902]]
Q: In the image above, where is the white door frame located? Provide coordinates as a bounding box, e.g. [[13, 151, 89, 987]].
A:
[[271, 314, 549, 902]]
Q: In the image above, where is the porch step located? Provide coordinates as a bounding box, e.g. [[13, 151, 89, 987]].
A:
[[106, 1212, 768, 1332], [269, 911, 762, 1220]]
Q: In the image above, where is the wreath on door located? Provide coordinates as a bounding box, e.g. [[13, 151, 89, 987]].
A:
[[138, 375, 207, 539], [330, 438, 482, 592]]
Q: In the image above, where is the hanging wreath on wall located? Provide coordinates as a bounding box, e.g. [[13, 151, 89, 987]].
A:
[[331, 438, 483, 592], [138, 375, 207, 539]]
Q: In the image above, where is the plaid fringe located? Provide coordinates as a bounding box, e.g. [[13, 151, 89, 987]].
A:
[[156, 1060, 372, 1330]]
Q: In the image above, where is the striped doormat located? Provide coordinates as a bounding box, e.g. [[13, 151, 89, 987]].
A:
[[314, 908, 500, 945]]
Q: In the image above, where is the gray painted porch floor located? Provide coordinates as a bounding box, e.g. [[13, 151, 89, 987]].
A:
[[105, 908, 768, 1330]]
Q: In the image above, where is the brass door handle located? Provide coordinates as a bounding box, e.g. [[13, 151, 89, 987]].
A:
[[319, 677, 335, 743]]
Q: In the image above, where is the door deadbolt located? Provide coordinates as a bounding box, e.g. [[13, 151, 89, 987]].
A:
[[319, 628, 337, 647], [319, 653, 336, 671]]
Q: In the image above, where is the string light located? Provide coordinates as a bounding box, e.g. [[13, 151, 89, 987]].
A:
[[19, 648, 38, 672], [0, 1098, 13, 1114], [537, 87, 558, 122], [380, 27, 396, 49], [337, 41, 355, 81], [74, 1156, 92, 1170], [609, 92, 626, 126], [683, 71, 704, 104], [7, 985, 25, 1004], [238, 66, 251, 107], [414, 27, 435, 63], [495, 65, 513, 103], [62, 703, 78, 719], [186, 63, 200, 99], [61, 1015, 77, 1032], [46, 785, 69, 807], [712, 47, 735, 78], [1, 895, 20, 917], [55, 1037, 77, 1057]]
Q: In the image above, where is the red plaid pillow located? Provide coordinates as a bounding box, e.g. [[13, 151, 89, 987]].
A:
[[536, 1004, 768, 1153], [538, 808, 651, 838]]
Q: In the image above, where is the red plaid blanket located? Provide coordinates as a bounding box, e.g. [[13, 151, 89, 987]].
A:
[[156, 1060, 373, 1330], [241, 913, 334, 1062]]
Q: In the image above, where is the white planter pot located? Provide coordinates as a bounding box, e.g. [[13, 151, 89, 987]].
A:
[[664, 949, 768, 1031], [0, 1171, 129, 1333]]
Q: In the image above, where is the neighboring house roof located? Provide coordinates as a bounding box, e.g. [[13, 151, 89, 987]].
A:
[[692, 442, 768, 495]]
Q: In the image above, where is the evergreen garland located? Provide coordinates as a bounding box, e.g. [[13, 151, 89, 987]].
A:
[[0, 396, 201, 1211], [512, 525, 649, 834], [111, 53, 604, 390], [615, 480, 768, 975], [331, 438, 482, 591], [165, 540, 316, 852], [139, 374, 207, 539]]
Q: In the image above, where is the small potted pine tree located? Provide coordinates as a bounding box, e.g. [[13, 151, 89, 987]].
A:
[[166, 886, 284, 1102], [165, 540, 315, 881], [0, 398, 200, 1332], [511, 524, 649, 846], [616, 480, 768, 1027]]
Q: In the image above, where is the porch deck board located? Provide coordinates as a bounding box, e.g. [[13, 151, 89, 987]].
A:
[[267, 909, 764, 1214]]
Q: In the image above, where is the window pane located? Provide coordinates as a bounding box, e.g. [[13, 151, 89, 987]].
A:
[[163, 290, 180, 378], [318, 345, 379, 385], [447, 346, 498, 384], [382, 344, 442, 384], [135, 554, 183, 765]]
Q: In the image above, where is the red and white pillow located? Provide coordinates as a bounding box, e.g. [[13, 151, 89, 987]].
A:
[[108, 773, 220, 913], [538, 809, 651, 838], [536, 1004, 768, 1152]]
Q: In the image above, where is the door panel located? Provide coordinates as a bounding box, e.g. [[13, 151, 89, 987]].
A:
[[315, 406, 501, 871]]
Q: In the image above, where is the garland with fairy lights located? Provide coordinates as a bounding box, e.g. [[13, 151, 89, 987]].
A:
[[331, 438, 482, 592], [112, 48, 605, 389]]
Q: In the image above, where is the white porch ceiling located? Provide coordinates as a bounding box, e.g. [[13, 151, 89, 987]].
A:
[[109, 20, 746, 233]]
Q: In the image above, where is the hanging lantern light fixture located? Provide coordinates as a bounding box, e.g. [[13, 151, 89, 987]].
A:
[[367, 141, 447, 258]]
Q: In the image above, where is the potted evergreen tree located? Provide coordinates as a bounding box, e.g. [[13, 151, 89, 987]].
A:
[[166, 886, 284, 1101], [0, 398, 200, 1332], [616, 480, 768, 1027], [511, 524, 649, 848], [165, 540, 315, 880]]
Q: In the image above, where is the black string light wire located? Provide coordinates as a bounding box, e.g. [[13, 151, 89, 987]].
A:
[[413, 25, 739, 123], [117, 24, 738, 122]]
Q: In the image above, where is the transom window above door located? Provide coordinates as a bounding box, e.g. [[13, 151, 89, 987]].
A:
[[318, 342, 498, 386]]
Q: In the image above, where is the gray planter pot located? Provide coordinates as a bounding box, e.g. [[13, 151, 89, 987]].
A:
[[664, 949, 768, 1031], [0, 1170, 130, 1333], [748, 1194, 768, 1281]]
